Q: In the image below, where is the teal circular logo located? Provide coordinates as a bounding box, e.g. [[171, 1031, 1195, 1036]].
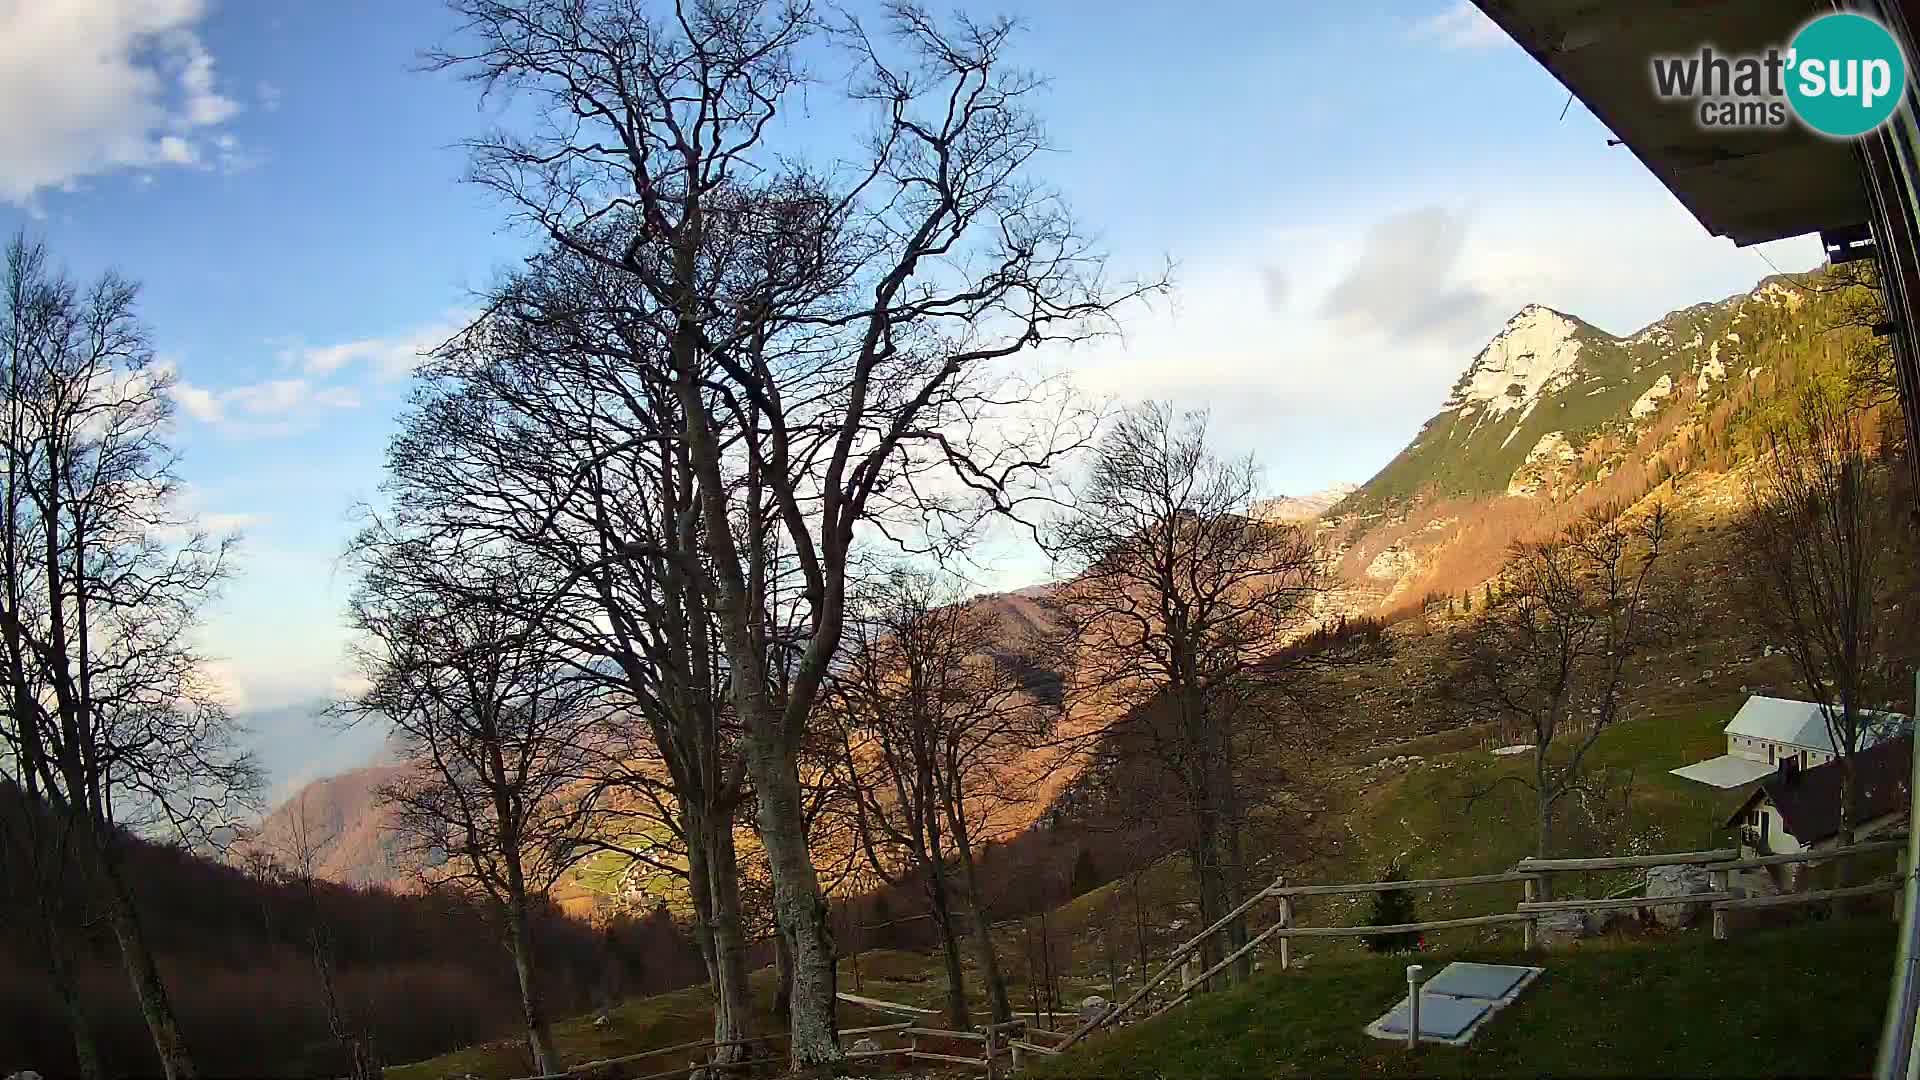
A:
[[1787, 13, 1907, 137]]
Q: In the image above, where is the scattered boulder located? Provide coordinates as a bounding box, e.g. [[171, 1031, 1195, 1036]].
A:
[[1645, 864, 1715, 929], [849, 1037, 883, 1054], [1534, 909, 1592, 947], [592, 1012, 611, 1029], [1078, 995, 1110, 1025]]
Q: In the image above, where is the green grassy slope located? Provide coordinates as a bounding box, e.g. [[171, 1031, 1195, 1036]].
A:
[[1316, 691, 1748, 935], [1032, 919, 1896, 1079], [384, 969, 897, 1080], [382, 679, 1859, 1078], [1035, 689, 1755, 972]]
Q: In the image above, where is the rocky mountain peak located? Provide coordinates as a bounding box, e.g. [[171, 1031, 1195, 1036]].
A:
[[1447, 305, 1601, 419], [1253, 483, 1360, 524]]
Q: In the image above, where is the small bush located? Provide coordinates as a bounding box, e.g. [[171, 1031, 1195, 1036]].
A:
[[1363, 864, 1421, 954]]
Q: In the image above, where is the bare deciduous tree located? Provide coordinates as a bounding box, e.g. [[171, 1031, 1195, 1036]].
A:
[[1736, 389, 1901, 851], [426, 1, 1158, 1063], [255, 793, 380, 1080], [1451, 502, 1670, 865], [0, 231, 256, 1080], [830, 567, 1045, 1026], [379, 231, 767, 1063], [344, 548, 603, 1077], [1045, 402, 1327, 989]]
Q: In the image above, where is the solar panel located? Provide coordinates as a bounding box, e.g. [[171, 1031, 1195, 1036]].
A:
[[1422, 962, 1531, 1001], [1375, 994, 1490, 1040]]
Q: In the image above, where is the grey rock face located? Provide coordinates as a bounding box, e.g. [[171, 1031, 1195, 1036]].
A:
[[1645, 863, 1714, 929]]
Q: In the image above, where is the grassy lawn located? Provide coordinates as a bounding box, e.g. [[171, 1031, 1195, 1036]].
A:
[[1202, 695, 1752, 966], [384, 968, 897, 1080], [1000, 694, 1765, 982], [1033, 918, 1898, 1079], [387, 693, 1804, 1078]]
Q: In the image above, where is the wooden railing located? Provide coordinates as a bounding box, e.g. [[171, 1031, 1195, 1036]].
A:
[[1055, 833, 1910, 1054], [1516, 834, 1909, 941], [1053, 867, 1543, 1051], [495, 835, 1909, 1079]]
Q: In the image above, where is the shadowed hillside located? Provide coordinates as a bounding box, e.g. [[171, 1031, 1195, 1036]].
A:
[[0, 783, 703, 1079]]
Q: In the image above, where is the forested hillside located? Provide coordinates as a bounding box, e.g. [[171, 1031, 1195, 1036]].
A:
[[0, 783, 703, 1078]]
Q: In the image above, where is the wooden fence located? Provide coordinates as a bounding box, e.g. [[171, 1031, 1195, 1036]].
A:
[[1053, 832, 1908, 1053], [499, 834, 1907, 1078], [825, 1009, 1053, 1076]]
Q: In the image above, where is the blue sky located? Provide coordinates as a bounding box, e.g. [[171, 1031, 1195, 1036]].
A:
[[0, 1, 1824, 794]]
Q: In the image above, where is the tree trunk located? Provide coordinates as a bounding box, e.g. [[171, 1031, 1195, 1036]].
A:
[[1534, 776, 1556, 900], [94, 830, 196, 1080], [40, 900, 104, 1080], [1131, 875, 1149, 989], [1222, 813, 1251, 983], [1836, 757, 1859, 887], [772, 923, 797, 1023], [1189, 787, 1231, 992], [743, 735, 840, 1067], [687, 828, 721, 994], [952, 831, 1011, 1024], [928, 878, 971, 1030], [702, 811, 754, 1065], [1533, 745, 1556, 899], [505, 896, 560, 1076]]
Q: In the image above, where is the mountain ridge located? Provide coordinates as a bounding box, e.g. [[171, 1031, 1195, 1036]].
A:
[[1334, 272, 1816, 519], [259, 267, 1869, 898]]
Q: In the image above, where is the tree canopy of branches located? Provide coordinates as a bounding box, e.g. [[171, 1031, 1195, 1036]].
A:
[[250, 793, 380, 1080], [375, 225, 769, 1060], [344, 548, 604, 1077], [425, 0, 1158, 1063], [831, 567, 1051, 1026], [1045, 402, 1329, 988], [1451, 502, 1670, 864], [0, 232, 256, 1080], [1736, 389, 1900, 849]]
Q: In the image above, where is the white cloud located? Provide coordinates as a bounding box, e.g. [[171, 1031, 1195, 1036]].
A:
[[0, 0, 244, 204], [256, 80, 282, 112], [1319, 205, 1496, 345], [156, 135, 198, 166], [172, 380, 223, 421], [1048, 181, 1822, 500], [166, 314, 465, 434], [1408, 2, 1508, 50], [197, 659, 250, 715], [290, 313, 474, 381], [172, 376, 361, 429]]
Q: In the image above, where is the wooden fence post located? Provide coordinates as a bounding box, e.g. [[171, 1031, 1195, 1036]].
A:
[[1278, 896, 1293, 970], [1522, 877, 1537, 951], [985, 1022, 998, 1080]]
